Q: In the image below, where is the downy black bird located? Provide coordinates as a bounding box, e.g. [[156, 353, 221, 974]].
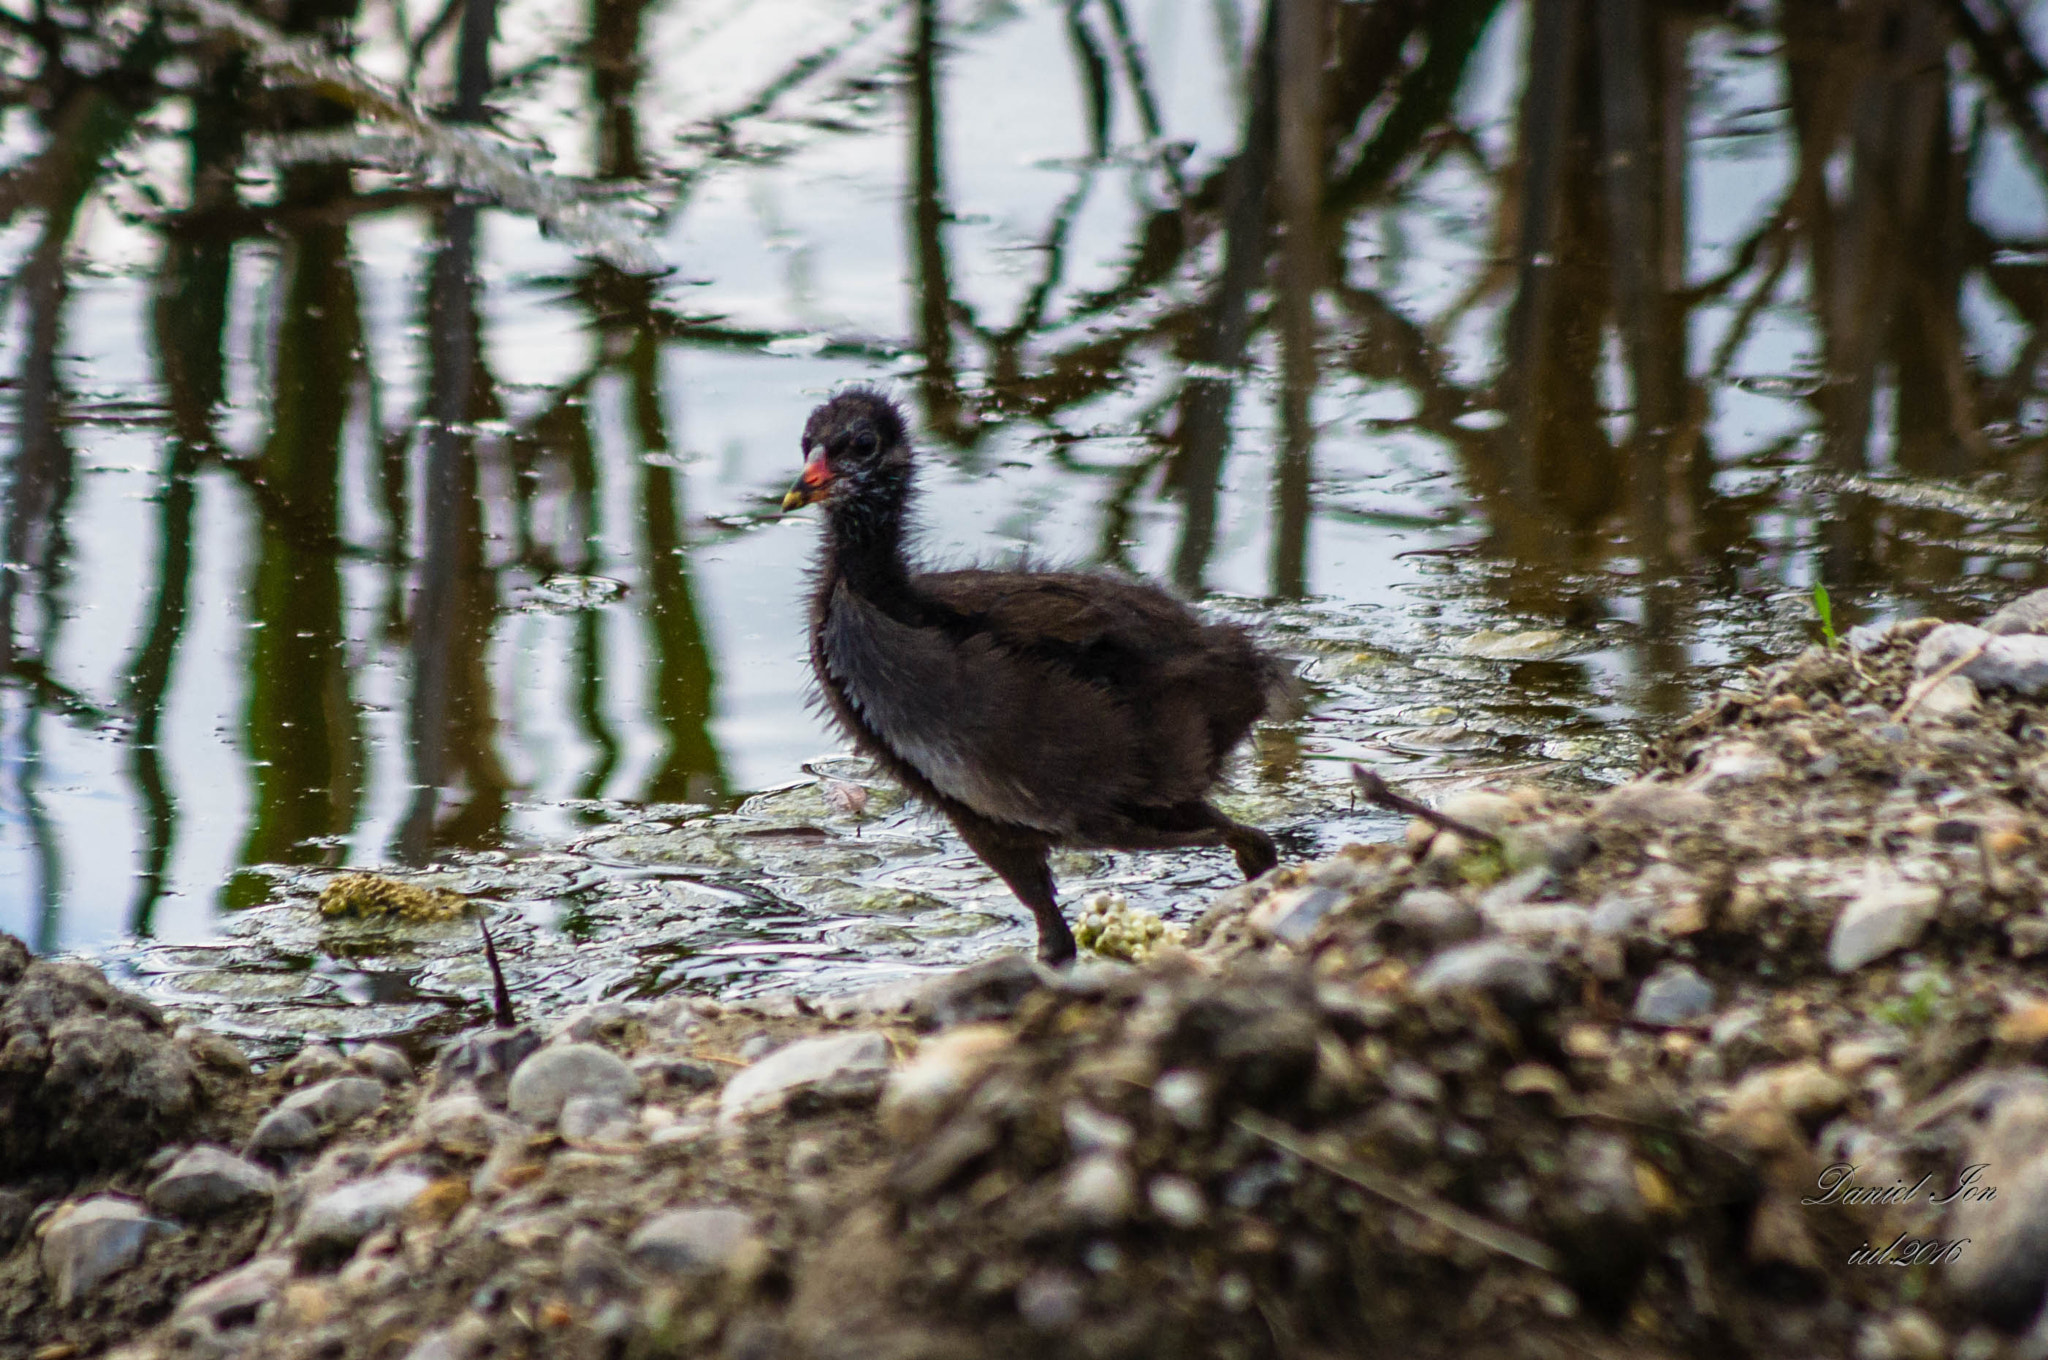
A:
[[782, 389, 1281, 963]]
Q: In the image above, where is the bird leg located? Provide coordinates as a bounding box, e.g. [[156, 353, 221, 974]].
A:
[[951, 815, 1076, 965], [1207, 805, 1278, 880]]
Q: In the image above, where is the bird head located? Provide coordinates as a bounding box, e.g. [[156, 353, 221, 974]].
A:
[[782, 389, 911, 512]]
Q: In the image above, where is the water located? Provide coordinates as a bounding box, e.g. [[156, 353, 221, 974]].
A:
[[1, 0, 2043, 1048]]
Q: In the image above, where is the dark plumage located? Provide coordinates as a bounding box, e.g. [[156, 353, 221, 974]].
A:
[[783, 389, 1282, 963]]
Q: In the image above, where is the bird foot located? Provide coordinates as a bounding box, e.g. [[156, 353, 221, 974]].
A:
[[1035, 925, 1078, 967]]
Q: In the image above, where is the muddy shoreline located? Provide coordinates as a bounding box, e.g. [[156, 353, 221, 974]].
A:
[[12, 603, 2048, 1358]]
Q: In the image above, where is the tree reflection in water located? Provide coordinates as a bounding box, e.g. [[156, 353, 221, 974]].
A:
[[0, 0, 2041, 949]]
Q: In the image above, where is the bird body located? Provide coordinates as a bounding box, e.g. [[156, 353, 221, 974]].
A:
[[786, 390, 1280, 962]]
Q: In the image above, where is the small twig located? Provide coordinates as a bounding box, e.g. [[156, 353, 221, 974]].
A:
[[472, 905, 517, 1028], [1349, 763, 1502, 847], [1235, 1111, 1561, 1273], [1892, 640, 1989, 723]]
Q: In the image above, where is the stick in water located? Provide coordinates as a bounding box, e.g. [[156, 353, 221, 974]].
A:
[[1349, 763, 1503, 847], [473, 905, 518, 1029]]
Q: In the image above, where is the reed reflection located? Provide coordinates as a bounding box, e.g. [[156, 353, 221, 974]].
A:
[[0, 0, 2039, 952]]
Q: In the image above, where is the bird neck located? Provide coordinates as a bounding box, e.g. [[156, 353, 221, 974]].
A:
[[822, 477, 913, 599]]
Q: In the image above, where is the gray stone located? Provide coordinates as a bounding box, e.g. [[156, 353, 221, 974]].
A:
[[1060, 1153, 1136, 1228], [1591, 782, 1713, 830], [401, 1315, 491, 1360], [632, 1054, 721, 1095], [1986, 589, 2048, 637], [413, 1092, 513, 1157], [1016, 1268, 1087, 1331], [1946, 1088, 2048, 1329], [1151, 1069, 1213, 1131], [558, 1093, 636, 1142], [280, 1044, 344, 1089], [249, 1076, 386, 1155], [432, 1026, 543, 1105], [1147, 1175, 1207, 1228], [1061, 1102, 1133, 1155], [506, 1043, 640, 1126], [1687, 741, 1786, 791], [1413, 940, 1558, 1011], [170, 1254, 292, 1342], [910, 954, 1043, 1030], [292, 1170, 431, 1264], [350, 1043, 413, 1086], [627, 1205, 758, 1276], [1916, 622, 2048, 698], [1828, 870, 1942, 973], [549, 1002, 640, 1046], [147, 1145, 278, 1218], [1632, 963, 1716, 1027], [41, 1196, 173, 1304], [718, 1030, 891, 1124], [1386, 889, 1482, 946], [281, 1045, 347, 1087], [1906, 674, 1979, 724], [1247, 884, 1345, 944]]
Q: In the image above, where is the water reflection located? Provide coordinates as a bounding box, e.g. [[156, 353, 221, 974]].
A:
[[0, 0, 2042, 988]]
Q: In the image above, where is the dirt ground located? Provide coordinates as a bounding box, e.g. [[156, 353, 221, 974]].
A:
[[11, 611, 2048, 1359]]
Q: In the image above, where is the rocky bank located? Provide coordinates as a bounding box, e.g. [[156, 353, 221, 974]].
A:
[[13, 599, 2048, 1358]]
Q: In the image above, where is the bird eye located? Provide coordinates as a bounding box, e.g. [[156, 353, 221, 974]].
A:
[[851, 430, 878, 458]]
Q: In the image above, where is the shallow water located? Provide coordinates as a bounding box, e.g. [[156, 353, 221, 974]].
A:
[[0, 0, 2042, 1046]]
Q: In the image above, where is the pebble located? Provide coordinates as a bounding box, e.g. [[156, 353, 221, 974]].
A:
[[282, 1045, 348, 1087], [1060, 1153, 1136, 1229], [1915, 622, 2048, 697], [40, 1197, 173, 1305], [879, 1024, 1010, 1142], [349, 1043, 413, 1086], [169, 1254, 293, 1342], [1016, 1268, 1087, 1331], [1631, 963, 1716, 1027], [910, 954, 1044, 1030], [1688, 741, 1786, 791], [1946, 1088, 2048, 1329], [412, 1092, 513, 1158], [400, 1314, 491, 1360], [627, 1205, 759, 1277], [431, 1026, 543, 1105], [505, 1043, 641, 1126], [1589, 782, 1713, 830], [718, 1030, 891, 1125], [558, 1093, 637, 1142], [631, 1054, 721, 1096], [1247, 884, 1345, 944], [1148, 1175, 1207, 1228], [1828, 869, 1942, 973], [1061, 1102, 1134, 1155], [1906, 674, 1979, 723], [291, 1170, 432, 1265], [1152, 1069, 1214, 1131], [146, 1145, 278, 1219], [1985, 588, 2048, 636], [1413, 939, 1558, 1012], [1385, 889, 1482, 946], [248, 1076, 387, 1155]]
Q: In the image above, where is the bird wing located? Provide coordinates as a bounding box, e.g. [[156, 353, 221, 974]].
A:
[[921, 571, 1276, 797], [818, 582, 1146, 835]]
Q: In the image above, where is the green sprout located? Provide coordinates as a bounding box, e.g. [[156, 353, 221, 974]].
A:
[[1812, 582, 1837, 647]]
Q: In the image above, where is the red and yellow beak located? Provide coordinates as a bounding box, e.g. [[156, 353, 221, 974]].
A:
[[781, 448, 833, 512]]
